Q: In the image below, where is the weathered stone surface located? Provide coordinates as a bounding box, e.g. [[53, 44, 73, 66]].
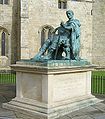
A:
[[72, 115, 93, 119], [3, 63, 101, 119], [0, 0, 20, 67], [92, 102, 105, 112], [92, 0, 105, 67], [0, 84, 105, 119]]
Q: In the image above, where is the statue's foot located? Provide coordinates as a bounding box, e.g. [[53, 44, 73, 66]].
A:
[[30, 57, 39, 62], [75, 57, 81, 61], [30, 58, 34, 61], [30, 54, 42, 62], [43, 55, 52, 60]]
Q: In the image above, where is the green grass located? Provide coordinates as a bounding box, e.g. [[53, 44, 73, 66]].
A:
[[0, 71, 105, 94], [92, 71, 105, 94], [92, 71, 105, 76], [0, 73, 16, 84]]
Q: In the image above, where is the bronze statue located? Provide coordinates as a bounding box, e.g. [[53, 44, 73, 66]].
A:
[[32, 10, 81, 61]]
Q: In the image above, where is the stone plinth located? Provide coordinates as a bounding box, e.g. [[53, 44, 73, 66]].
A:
[[3, 61, 101, 119]]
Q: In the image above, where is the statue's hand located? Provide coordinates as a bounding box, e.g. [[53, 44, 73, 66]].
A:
[[51, 27, 59, 34], [51, 29, 56, 34]]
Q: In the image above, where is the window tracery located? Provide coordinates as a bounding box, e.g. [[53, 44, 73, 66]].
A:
[[58, 0, 67, 9], [0, 0, 8, 5]]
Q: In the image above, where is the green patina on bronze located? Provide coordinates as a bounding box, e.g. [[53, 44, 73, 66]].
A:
[[20, 59, 90, 68], [30, 10, 89, 66]]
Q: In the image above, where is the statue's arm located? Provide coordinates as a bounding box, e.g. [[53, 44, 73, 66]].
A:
[[52, 27, 59, 34], [54, 27, 59, 33], [61, 23, 73, 30]]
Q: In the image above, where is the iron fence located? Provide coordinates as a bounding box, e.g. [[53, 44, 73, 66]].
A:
[[0, 70, 105, 94], [0, 70, 16, 84], [91, 75, 105, 94]]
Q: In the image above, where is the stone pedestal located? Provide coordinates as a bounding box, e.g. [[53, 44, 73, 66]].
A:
[[3, 61, 101, 119]]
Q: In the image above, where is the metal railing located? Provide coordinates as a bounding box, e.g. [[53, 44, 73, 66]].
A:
[[0, 70, 105, 94], [0, 70, 16, 84], [91, 75, 105, 94]]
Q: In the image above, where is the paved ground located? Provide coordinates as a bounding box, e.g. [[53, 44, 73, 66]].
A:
[[0, 84, 105, 119]]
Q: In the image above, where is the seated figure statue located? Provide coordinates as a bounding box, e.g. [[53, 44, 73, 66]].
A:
[[32, 10, 81, 61]]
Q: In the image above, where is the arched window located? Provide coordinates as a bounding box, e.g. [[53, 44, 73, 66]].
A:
[[41, 26, 54, 46], [58, 0, 67, 9], [1, 32, 6, 56], [0, 0, 8, 4], [0, 29, 8, 57]]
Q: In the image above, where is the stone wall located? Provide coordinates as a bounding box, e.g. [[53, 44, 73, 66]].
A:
[[0, 1, 12, 68], [92, 0, 105, 67], [1, 0, 105, 68], [0, 0, 19, 68], [11, 0, 21, 64], [21, 0, 93, 62]]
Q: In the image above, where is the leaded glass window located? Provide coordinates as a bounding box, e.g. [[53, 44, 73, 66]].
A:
[[1, 32, 6, 56], [58, 0, 67, 9], [0, 0, 8, 4]]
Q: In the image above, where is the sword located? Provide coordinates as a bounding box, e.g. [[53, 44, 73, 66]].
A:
[[54, 35, 60, 60]]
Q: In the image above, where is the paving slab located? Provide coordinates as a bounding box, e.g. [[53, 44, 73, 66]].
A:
[[90, 113, 105, 119], [0, 117, 16, 119], [68, 106, 98, 117], [92, 102, 105, 112], [57, 115, 72, 119], [0, 107, 16, 118], [71, 115, 93, 119], [0, 95, 7, 103], [0, 117, 13, 119]]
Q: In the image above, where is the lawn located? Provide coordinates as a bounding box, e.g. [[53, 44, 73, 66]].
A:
[[0, 71, 105, 94], [92, 71, 105, 94], [0, 73, 16, 84], [92, 71, 105, 76]]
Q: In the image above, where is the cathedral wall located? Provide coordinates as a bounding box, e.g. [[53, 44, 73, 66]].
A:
[[1, 0, 105, 68], [0, 0, 19, 69], [11, 0, 20, 64], [21, 0, 93, 62], [92, 0, 105, 67], [0, 1, 13, 68], [0, 0, 19, 68]]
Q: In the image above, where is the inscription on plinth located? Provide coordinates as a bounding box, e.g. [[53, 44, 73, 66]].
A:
[[53, 72, 89, 102], [3, 64, 101, 119]]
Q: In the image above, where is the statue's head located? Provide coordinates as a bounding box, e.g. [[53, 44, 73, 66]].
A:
[[66, 10, 74, 19]]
